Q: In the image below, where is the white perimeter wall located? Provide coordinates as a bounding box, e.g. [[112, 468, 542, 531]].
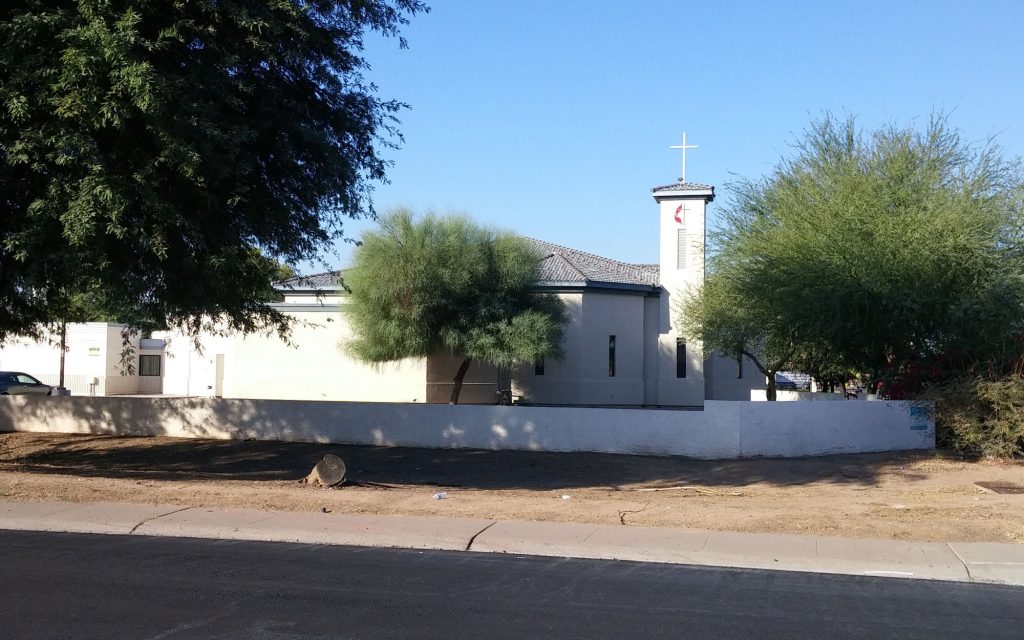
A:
[[0, 396, 934, 459]]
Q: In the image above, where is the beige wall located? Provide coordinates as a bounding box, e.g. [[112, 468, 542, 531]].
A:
[[426, 352, 507, 404], [577, 291, 646, 404], [704, 353, 766, 401], [512, 292, 583, 404], [513, 290, 650, 405], [160, 308, 427, 403]]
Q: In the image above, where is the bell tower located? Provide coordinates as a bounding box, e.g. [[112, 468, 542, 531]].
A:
[[650, 132, 714, 405]]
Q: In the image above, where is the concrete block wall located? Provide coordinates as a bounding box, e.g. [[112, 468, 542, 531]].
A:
[[0, 396, 934, 459]]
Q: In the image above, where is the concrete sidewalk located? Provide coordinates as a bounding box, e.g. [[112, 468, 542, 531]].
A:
[[2, 500, 1022, 586]]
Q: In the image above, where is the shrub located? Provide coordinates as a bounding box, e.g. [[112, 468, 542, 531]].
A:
[[921, 376, 1024, 458]]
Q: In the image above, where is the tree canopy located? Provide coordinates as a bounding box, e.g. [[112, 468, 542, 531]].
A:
[[0, 0, 426, 343], [680, 114, 1024, 398], [345, 209, 568, 403]]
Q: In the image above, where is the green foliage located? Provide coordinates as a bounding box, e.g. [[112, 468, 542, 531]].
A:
[[0, 0, 426, 342], [678, 276, 796, 398], [345, 209, 567, 401], [680, 113, 1024, 396], [921, 376, 1024, 458]]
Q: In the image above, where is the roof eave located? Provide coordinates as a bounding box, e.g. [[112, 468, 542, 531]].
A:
[[275, 286, 346, 294], [534, 280, 660, 295], [652, 188, 715, 202]]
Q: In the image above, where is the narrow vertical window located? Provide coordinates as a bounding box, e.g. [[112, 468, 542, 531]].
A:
[[676, 340, 686, 378], [737, 356, 743, 379], [608, 335, 616, 377], [534, 358, 545, 376], [676, 229, 687, 269]]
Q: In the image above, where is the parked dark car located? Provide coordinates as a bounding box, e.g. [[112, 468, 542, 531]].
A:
[[0, 372, 55, 395]]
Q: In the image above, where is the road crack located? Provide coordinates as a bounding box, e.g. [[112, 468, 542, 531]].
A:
[[465, 521, 498, 551], [129, 506, 191, 535]]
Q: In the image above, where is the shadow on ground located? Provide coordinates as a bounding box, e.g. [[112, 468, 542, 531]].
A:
[[0, 431, 936, 489]]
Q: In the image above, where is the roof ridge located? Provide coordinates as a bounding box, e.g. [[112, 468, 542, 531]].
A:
[[550, 253, 590, 282]]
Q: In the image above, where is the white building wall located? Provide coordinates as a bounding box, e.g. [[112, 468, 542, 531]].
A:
[[751, 390, 847, 401], [159, 307, 427, 402], [281, 293, 344, 304], [103, 327, 142, 395], [705, 353, 766, 401], [157, 332, 232, 397], [0, 323, 149, 396], [655, 189, 711, 406]]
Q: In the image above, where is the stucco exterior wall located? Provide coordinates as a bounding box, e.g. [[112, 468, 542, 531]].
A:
[[655, 192, 709, 406], [512, 292, 583, 404], [281, 293, 344, 304], [576, 291, 646, 404], [705, 353, 766, 401], [102, 328, 141, 395], [0, 323, 150, 396], [512, 291, 650, 406], [158, 332, 232, 397], [159, 308, 427, 402], [750, 390, 847, 401], [0, 396, 935, 459], [426, 353, 507, 404]]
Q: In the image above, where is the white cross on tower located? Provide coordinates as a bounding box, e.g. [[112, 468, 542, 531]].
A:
[[669, 132, 699, 182]]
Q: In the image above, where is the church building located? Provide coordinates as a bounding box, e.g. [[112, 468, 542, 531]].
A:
[[159, 152, 766, 406]]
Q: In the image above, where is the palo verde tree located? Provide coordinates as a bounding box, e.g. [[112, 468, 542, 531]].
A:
[[680, 113, 1024, 399], [345, 209, 568, 404], [0, 0, 427, 343], [678, 275, 800, 401]]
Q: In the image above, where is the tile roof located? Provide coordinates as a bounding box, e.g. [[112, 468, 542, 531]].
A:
[[276, 270, 346, 291], [275, 240, 662, 293], [651, 180, 715, 193], [524, 238, 659, 289]]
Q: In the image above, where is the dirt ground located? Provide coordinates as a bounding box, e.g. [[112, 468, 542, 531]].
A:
[[1, 431, 1022, 543]]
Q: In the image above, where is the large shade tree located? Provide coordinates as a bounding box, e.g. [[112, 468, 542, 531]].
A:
[[345, 209, 568, 404], [0, 0, 426, 343], [678, 275, 799, 401], [681, 114, 1024, 398]]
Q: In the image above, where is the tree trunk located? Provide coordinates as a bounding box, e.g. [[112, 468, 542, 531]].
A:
[[765, 370, 777, 401], [449, 357, 472, 405], [59, 317, 67, 390]]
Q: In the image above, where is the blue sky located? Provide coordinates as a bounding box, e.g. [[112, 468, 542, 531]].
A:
[[311, 0, 1024, 270]]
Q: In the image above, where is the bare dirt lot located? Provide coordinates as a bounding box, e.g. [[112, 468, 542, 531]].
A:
[[1, 431, 1022, 543]]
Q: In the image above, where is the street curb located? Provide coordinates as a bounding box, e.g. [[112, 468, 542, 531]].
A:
[[1, 500, 1022, 586]]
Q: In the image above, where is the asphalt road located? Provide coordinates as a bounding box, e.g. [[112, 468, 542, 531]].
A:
[[1, 530, 1021, 640]]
